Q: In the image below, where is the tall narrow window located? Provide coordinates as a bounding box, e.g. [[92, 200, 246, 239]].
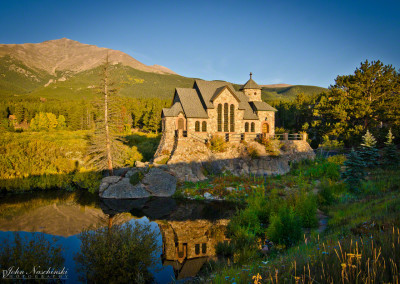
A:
[[230, 104, 235, 132], [245, 122, 249, 132], [217, 104, 222, 132], [251, 122, 255, 132], [224, 103, 229, 132], [195, 244, 200, 255], [202, 121, 207, 132], [195, 121, 200, 132], [202, 243, 207, 254], [178, 118, 184, 130]]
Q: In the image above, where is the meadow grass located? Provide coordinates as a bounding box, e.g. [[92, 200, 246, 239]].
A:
[[190, 159, 400, 284]]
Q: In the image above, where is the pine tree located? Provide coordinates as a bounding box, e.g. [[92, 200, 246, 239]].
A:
[[359, 130, 380, 168], [383, 129, 399, 167], [57, 115, 66, 129], [87, 54, 125, 175], [14, 104, 25, 124], [341, 149, 366, 191]]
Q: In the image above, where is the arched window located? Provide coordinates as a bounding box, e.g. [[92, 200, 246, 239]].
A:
[[251, 122, 255, 132], [224, 103, 229, 132], [245, 122, 249, 132], [202, 121, 207, 132], [217, 104, 222, 132], [195, 121, 200, 132], [230, 104, 235, 132]]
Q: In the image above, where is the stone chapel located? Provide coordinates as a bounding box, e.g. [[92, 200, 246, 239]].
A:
[[157, 73, 276, 155]]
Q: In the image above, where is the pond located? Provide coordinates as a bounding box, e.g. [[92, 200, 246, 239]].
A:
[[0, 191, 236, 283]]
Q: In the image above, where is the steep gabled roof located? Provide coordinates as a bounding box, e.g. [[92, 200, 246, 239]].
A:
[[240, 73, 262, 90], [194, 80, 235, 109], [250, 101, 277, 112], [210, 85, 241, 102], [162, 102, 184, 117], [162, 77, 271, 120], [235, 91, 259, 120], [175, 88, 208, 118]]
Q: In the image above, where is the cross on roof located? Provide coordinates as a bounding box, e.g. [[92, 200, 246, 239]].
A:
[[250, 72, 252, 79]]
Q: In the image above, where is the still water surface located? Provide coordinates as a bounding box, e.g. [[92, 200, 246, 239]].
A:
[[0, 191, 236, 283]]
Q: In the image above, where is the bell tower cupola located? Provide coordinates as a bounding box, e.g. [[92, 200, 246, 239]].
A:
[[240, 72, 262, 102]]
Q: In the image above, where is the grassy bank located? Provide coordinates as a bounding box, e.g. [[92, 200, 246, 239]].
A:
[[181, 156, 400, 283], [0, 130, 160, 193]]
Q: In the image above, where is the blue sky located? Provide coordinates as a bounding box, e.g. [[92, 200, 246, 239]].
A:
[[0, 0, 399, 87]]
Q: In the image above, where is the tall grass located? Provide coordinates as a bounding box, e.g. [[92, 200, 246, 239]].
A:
[[264, 227, 400, 283]]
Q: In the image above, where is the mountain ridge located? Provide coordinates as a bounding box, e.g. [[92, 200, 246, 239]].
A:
[[0, 38, 176, 76], [0, 38, 327, 101]]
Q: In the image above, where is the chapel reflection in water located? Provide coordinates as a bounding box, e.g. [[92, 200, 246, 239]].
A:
[[157, 219, 229, 280], [100, 197, 236, 280]]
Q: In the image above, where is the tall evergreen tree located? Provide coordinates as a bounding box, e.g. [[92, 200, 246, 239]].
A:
[[87, 54, 125, 175], [341, 149, 366, 192], [313, 60, 400, 146], [383, 129, 399, 167], [359, 130, 380, 168]]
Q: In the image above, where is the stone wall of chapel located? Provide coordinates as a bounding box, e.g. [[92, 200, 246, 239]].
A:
[[257, 111, 275, 136], [186, 118, 210, 139], [212, 89, 241, 133], [244, 89, 262, 102], [155, 116, 176, 157]]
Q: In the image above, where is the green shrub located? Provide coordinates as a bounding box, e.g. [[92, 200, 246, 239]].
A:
[[318, 135, 344, 150], [129, 171, 144, 186], [208, 135, 227, 152], [257, 136, 281, 156], [292, 158, 341, 181], [247, 144, 260, 159], [72, 171, 102, 193], [295, 192, 319, 228], [75, 222, 159, 283], [317, 180, 336, 205], [155, 156, 169, 165], [327, 154, 347, 165], [215, 241, 234, 258], [267, 205, 302, 247]]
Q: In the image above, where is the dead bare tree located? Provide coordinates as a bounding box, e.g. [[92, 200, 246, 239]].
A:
[[87, 54, 125, 175]]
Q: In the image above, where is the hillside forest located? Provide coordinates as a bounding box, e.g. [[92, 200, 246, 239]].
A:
[[0, 59, 399, 192]]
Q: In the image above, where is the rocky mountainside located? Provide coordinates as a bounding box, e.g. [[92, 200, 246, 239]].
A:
[[0, 38, 176, 76]]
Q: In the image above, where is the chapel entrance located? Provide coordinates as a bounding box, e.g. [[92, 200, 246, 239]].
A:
[[262, 122, 270, 138]]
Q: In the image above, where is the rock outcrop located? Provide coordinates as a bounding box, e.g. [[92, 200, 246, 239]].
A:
[[99, 167, 177, 199], [99, 138, 315, 198], [165, 138, 315, 182], [142, 168, 177, 197]]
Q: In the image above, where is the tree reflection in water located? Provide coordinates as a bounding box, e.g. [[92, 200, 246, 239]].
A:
[[0, 232, 65, 280], [74, 218, 159, 283]]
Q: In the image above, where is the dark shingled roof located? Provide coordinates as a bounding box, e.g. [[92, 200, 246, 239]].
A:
[[250, 101, 278, 112], [235, 91, 259, 120], [194, 80, 235, 109], [210, 85, 241, 102], [162, 101, 183, 117], [240, 73, 262, 90], [162, 77, 274, 120], [175, 88, 208, 118]]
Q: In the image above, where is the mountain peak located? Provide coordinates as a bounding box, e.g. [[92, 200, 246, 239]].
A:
[[0, 38, 177, 75]]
